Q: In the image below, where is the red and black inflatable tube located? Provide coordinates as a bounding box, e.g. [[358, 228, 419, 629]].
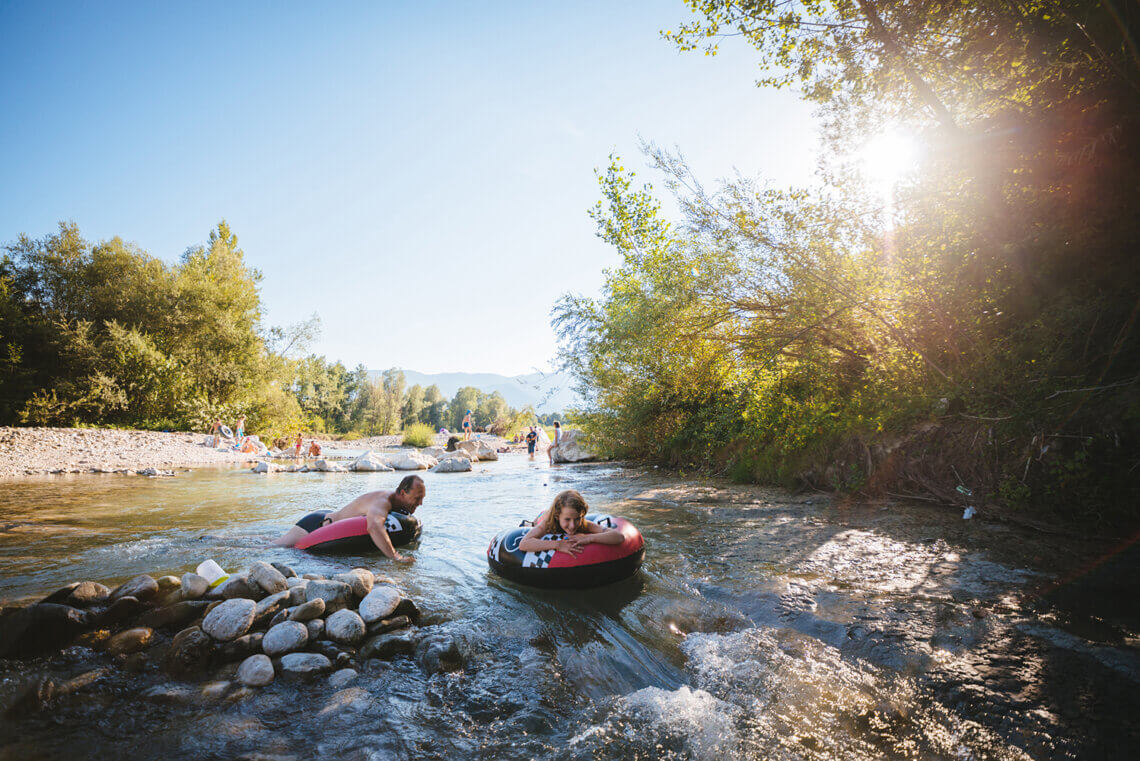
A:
[[296, 511, 421, 554], [486, 513, 644, 589]]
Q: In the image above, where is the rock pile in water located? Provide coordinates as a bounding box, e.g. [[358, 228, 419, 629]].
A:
[[0, 560, 455, 716]]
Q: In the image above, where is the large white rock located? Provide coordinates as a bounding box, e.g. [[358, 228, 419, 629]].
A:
[[386, 451, 437, 470], [251, 460, 278, 473], [237, 654, 275, 687], [311, 459, 347, 472], [201, 598, 256, 641], [358, 585, 401, 623], [325, 609, 366, 645], [350, 450, 394, 472], [439, 449, 476, 462], [262, 621, 309, 656], [551, 429, 596, 463], [433, 456, 472, 473], [456, 439, 497, 461], [422, 447, 446, 459]]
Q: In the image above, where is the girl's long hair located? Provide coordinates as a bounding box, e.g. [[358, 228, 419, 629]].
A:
[[541, 489, 589, 536]]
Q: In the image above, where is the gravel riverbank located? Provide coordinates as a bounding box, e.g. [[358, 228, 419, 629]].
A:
[[0, 427, 253, 478], [0, 427, 524, 479]]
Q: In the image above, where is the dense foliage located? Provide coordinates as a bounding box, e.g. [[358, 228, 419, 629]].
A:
[[0, 222, 539, 439], [557, 1, 1140, 523]]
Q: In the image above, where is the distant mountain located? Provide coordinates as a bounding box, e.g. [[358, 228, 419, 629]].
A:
[[368, 369, 581, 412]]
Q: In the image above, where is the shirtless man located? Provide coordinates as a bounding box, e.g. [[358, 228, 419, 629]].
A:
[[272, 475, 425, 562]]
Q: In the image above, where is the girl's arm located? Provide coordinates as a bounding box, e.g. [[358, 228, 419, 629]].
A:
[[570, 521, 624, 545], [518, 512, 581, 555]]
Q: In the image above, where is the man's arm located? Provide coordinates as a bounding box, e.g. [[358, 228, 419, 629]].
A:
[[365, 502, 414, 562]]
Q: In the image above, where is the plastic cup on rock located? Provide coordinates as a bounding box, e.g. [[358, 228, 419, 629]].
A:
[[196, 559, 230, 588]]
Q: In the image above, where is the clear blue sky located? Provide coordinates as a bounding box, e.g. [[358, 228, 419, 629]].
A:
[[0, 1, 820, 376]]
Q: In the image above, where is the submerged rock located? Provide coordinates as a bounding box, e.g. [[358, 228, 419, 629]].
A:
[[163, 626, 214, 675], [237, 654, 275, 687], [361, 631, 417, 659], [328, 668, 358, 689], [416, 633, 464, 673], [202, 598, 256, 641], [105, 627, 154, 655]]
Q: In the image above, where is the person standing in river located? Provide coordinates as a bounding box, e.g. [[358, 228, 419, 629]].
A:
[[526, 426, 538, 459], [547, 421, 562, 464], [462, 410, 474, 441], [272, 476, 425, 562]]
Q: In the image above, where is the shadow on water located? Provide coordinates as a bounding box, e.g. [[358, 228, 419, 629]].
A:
[[1, 456, 1138, 760]]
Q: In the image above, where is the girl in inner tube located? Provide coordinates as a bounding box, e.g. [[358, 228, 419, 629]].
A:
[[519, 489, 623, 558]]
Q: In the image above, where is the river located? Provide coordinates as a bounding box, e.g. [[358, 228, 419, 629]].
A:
[[1, 454, 1138, 760]]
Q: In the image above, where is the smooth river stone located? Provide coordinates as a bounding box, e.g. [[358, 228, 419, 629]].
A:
[[248, 561, 288, 595], [332, 568, 374, 599], [270, 562, 298, 579], [286, 585, 307, 606], [279, 652, 333, 677], [306, 619, 325, 641], [287, 598, 325, 622], [163, 626, 214, 675], [253, 591, 291, 625], [305, 579, 352, 613], [0, 604, 90, 657], [109, 575, 159, 603], [328, 668, 358, 689], [280, 651, 332, 674], [155, 575, 181, 593], [201, 598, 256, 641], [137, 600, 211, 630], [358, 586, 400, 623], [262, 621, 308, 656], [217, 575, 263, 601], [42, 581, 111, 608], [180, 573, 210, 600], [325, 609, 366, 645], [237, 654, 275, 687], [105, 627, 154, 655]]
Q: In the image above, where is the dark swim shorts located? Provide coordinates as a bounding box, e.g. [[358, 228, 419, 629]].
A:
[[527, 442, 536, 454], [296, 509, 333, 532]]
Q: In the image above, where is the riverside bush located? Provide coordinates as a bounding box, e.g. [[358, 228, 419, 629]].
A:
[[402, 423, 434, 448]]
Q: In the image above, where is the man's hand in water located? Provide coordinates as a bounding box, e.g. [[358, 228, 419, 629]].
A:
[[393, 553, 416, 563]]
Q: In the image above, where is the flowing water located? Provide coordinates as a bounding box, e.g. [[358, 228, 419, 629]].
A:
[[1, 454, 1138, 760]]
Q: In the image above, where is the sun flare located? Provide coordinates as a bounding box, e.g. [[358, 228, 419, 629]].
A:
[[859, 131, 921, 191]]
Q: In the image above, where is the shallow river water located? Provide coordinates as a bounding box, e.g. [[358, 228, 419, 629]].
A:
[[1, 454, 1138, 760]]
